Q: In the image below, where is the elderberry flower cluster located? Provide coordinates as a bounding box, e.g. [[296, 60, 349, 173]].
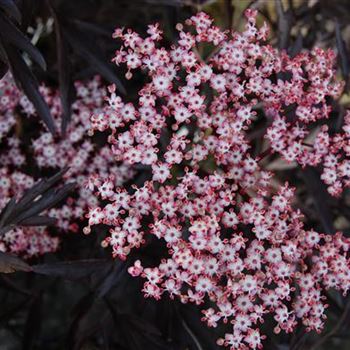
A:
[[0, 74, 133, 257], [86, 9, 350, 350]]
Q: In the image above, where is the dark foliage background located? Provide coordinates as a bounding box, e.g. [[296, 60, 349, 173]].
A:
[[1, 0, 350, 349]]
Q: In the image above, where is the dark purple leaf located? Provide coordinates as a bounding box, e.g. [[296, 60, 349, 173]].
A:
[[67, 292, 96, 350], [180, 317, 203, 350], [4, 44, 55, 134], [0, 251, 32, 274], [97, 261, 126, 298], [0, 169, 72, 236], [22, 293, 42, 350], [0, 274, 32, 295], [20, 215, 57, 226], [275, 0, 293, 50], [32, 259, 110, 280], [302, 167, 335, 234], [0, 0, 21, 23], [0, 11, 46, 69], [289, 31, 303, 57], [0, 197, 16, 228], [0, 60, 8, 78], [47, 2, 74, 135], [335, 21, 350, 90], [105, 299, 168, 350], [0, 299, 29, 326], [143, 0, 182, 4], [17, 0, 37, 30], [16, 167, 69, 211], [72, 18, 112, 38], [62, 22, 126, 95], [8, 183, 75, 227], [0, 40, 8, 64]]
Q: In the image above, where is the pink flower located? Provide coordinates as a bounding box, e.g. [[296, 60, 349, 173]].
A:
[[85, 9, 350, 350]]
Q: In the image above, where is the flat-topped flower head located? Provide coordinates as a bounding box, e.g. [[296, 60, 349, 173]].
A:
[[86, 9, 350, 349]]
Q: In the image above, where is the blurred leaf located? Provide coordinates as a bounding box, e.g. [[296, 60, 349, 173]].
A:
[[0, 57, 7, 78], [72, 18, 112, 38], [302, 167, 335, 234], [0, 0, 21, 23], [143, 0, 182, 4], [48, 1, 75, 134], [180, 316, 203, 350], [32, 259, 111, 280], [0, 197, 16, 229], [62, 20, 126, 95], [68, 292, 96, 350], [18, 0, 37, 30], [0, 11, 46, 69], [23, 293, 43, 350], [0, 298, 29, 325], [97, 261, 126, 298], [289, 31, 303, 57], [275, 0, 293, 50], [175, 303, 219, 349], [105, 299, 168, 350], [335, 21, 350, 91], [0, 251, 32, 273], [0, 275, 32, 295], [0, 41, 7, 62], [4, 44, 56, 134], [20, 215, 57, 226]]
